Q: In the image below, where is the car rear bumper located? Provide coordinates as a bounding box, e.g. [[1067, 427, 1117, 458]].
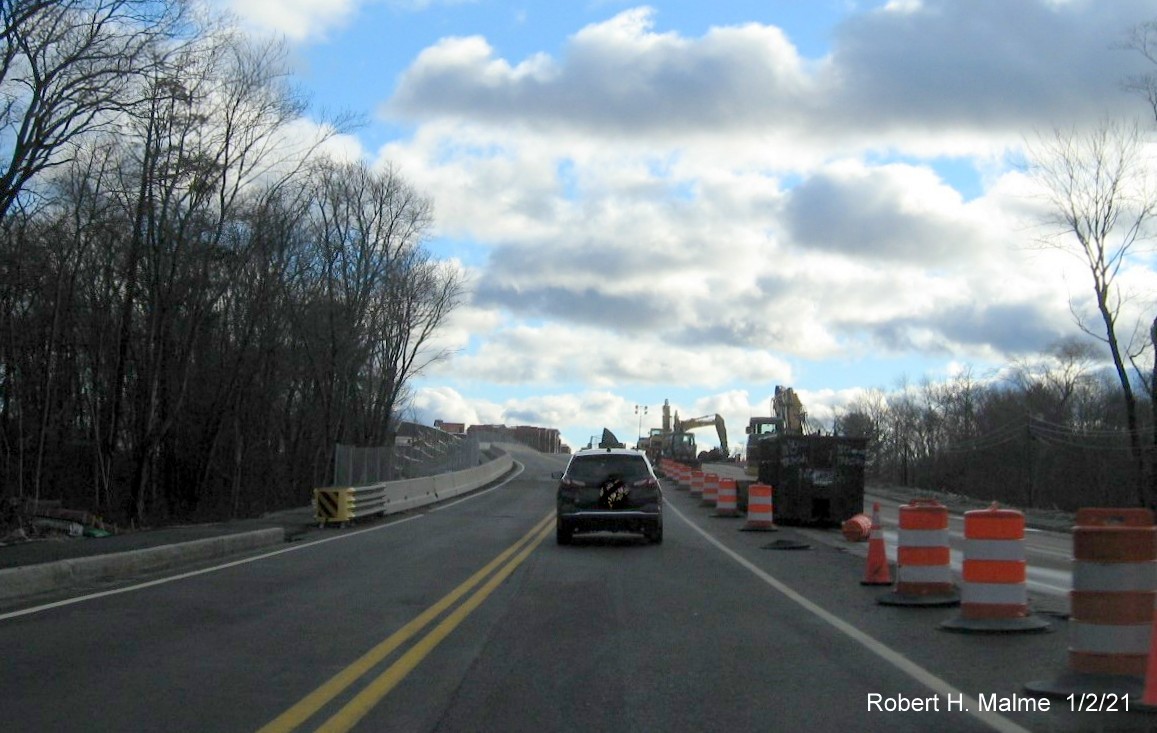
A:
[[558, 510, 661, 534]]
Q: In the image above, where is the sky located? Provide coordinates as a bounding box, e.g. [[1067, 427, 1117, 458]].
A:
[[220, 0, 1157, 453]]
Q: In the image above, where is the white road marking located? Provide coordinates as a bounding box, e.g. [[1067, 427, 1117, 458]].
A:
[[1, 462, 528, 622], [668, 501, 1032, 733]]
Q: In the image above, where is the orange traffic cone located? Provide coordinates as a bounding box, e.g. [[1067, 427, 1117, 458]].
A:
[[860, 502, 892, 586]]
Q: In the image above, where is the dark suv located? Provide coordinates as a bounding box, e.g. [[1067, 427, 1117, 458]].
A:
[[554, 448, 663, 544]]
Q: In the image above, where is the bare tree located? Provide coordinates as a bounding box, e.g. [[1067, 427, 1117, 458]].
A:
[[1127, 20, 1157, 503], [1125, 21, 1157, 123], [1027, 119, 1156, 505], [1010, 336, 1101, 424], [0, 0, 188, 219], [294, 160, 461, 476], [56, 22, 329, 523], [0, 3, 462, 526]]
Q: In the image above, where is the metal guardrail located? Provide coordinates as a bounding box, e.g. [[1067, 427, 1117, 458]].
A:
[[313, 486, 377, 525]]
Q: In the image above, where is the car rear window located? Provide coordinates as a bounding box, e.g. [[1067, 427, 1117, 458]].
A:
[[566, 455, 651, 483]]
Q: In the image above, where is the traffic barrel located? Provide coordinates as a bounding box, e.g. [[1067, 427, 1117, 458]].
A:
[[1026, 508, 1157, 702], [700, 473, 719, 508], [941, 504, 1048, 632], [688, 471, 705, 498], [842, 514, 871, 542], [861, 503, 892, 586], [879, 500, 959, 606], [714, 478, 740, 518], [740, 483, 777, 531]]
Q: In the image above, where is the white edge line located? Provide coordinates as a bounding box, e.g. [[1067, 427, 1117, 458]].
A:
[[1, 461, 529, 622], [0, 514, 425, 622], [666, 501, 1032, 733]]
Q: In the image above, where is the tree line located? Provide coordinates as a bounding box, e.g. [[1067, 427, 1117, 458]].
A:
[[0, 1, 461, 525], [835, 338, 1153, 511]]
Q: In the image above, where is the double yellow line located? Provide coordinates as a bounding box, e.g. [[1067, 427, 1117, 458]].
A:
[[257, 510, 556, 733]]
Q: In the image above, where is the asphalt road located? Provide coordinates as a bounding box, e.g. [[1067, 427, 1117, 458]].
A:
[[1, 446, 1150, 732]]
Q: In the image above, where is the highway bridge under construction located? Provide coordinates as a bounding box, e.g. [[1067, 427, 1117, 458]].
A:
[[0, 441, 1152, 733]]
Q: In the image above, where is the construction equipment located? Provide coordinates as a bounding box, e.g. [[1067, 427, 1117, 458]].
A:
[[650, 400, 729, 467], [638, 427, 665, 461], [674, 413, 729, 463], [743, 385, 809, 475], [774, 385, 810, 434], [745, 385, 866, 527], [659, 430, 698, 465]]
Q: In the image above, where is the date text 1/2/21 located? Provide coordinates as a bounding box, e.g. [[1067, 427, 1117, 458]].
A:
[[1067, 693, 1129, 712]]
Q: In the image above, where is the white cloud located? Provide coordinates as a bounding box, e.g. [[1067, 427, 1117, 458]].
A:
[[224, 0, 363, 40], [388, 8, 820, 142], [380, 117, 1096, 379], [429, 322, 794, 389], [387, 2, 1154, 158], [359, 2, 1157, 438], [223, 0, 477, 40]]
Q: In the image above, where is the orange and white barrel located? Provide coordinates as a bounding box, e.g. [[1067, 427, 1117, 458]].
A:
[[689, 471, 705, 498], [963, 506, 1028, 616], [715, 478, 739, 517], [879, 500, 959, 606], [741, 483, 776, 531], [700, 473, 719, 508], [1069, 508, 1156, 676], [1026, 508, 1156, 699], [941, 504, 1048, 632]]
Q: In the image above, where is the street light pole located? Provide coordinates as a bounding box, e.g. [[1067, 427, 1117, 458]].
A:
[[634, 404, 648, 446]]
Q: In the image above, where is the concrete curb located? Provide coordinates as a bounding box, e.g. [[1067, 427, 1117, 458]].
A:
[[1, 451, 517, 606], [0, 527, 284, 604]]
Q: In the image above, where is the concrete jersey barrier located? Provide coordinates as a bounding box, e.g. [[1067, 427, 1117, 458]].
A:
[[316, 448, 515, 523]]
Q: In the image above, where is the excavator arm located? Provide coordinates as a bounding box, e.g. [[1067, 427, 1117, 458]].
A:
[[673, 414, 728, 456], [772, 386, 810, 435]]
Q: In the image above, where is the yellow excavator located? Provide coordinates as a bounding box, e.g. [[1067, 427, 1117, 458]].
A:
[[674, 413, 729, 462], [744, 385, 809, 474], [651, 400, 728, 465]]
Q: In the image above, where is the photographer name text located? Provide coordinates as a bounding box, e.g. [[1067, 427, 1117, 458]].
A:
[[867, 692, 1130, 713]]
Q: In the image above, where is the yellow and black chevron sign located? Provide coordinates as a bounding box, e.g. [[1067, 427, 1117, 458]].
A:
[[314, 488, 351, 523]]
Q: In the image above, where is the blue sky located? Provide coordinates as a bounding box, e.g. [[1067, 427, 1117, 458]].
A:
[[224, 0, 1157, 452]]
